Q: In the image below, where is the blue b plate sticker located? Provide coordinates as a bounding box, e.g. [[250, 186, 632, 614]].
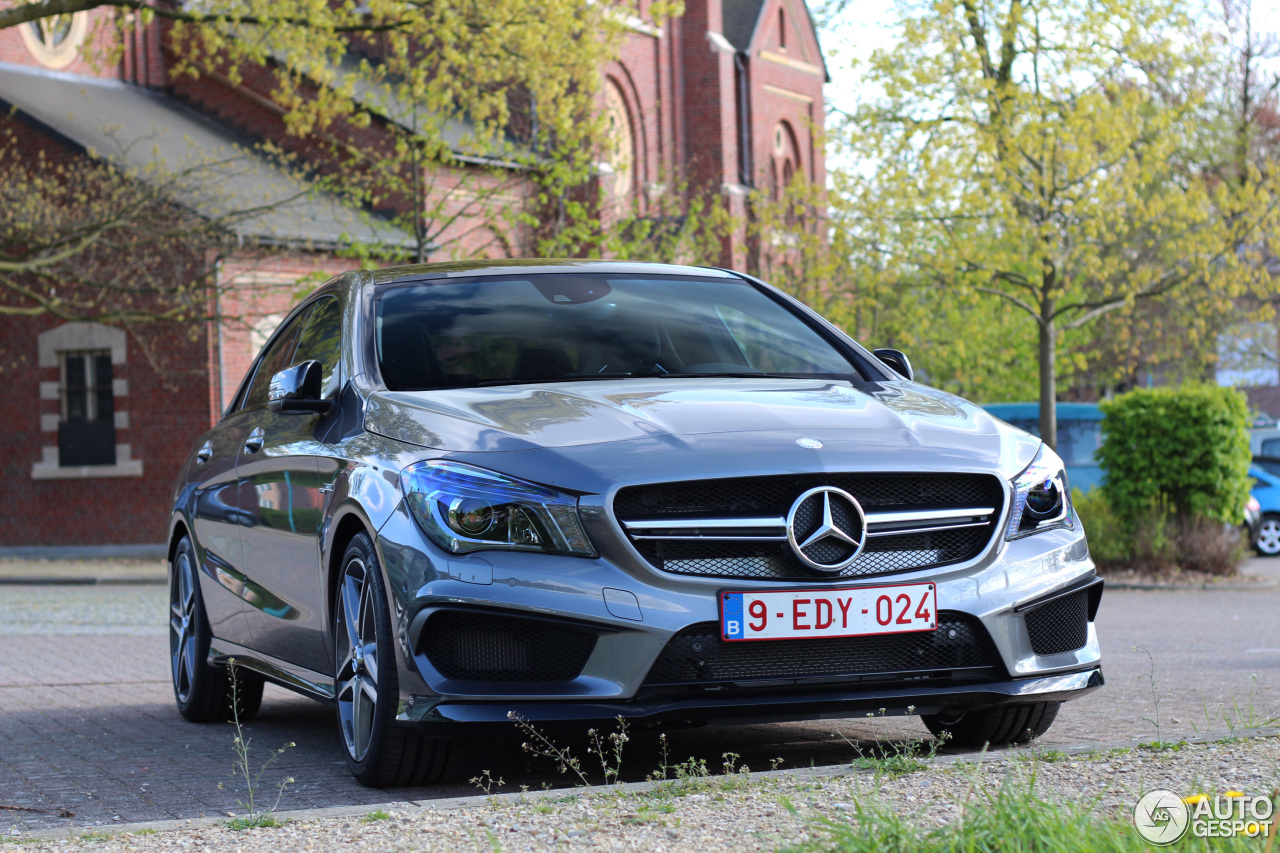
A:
[[722, 592, 745, 639]]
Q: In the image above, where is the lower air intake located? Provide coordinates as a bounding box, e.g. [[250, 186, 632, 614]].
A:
[[643, 612, 1001, 686], [1024, 590, 1090, 656], [421, 611, 597, 682]]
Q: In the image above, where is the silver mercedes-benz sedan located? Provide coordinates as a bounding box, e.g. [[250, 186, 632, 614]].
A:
[[168, 259, 1103, 787]]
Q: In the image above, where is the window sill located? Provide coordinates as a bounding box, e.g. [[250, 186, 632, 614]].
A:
[[31, 460, 143, 480]]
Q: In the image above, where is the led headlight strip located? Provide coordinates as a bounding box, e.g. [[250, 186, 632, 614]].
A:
[[401, 460, 595, 557], [1006, 444, 1073, 540]]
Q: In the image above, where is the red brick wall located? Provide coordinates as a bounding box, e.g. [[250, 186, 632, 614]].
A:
[[0, 315, 212, 547]]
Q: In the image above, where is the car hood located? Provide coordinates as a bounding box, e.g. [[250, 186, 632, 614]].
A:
[[364, 379, 1040, 486]]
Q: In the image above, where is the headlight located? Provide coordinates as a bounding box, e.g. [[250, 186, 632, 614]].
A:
[[401, 460, 595, 557], [1006, 444, 1073, 539]]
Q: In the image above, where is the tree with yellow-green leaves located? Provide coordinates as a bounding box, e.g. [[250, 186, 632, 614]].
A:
[[833, 0, 1280, 448]]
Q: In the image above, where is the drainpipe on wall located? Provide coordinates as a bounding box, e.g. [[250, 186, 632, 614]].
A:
[[213, 254, 225, 423], [734, 50, 753, 188]]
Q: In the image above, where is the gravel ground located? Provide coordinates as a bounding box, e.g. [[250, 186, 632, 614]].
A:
[[5, 735, 1277, 852]]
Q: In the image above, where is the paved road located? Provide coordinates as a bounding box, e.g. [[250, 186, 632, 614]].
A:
[[2, 566, 1278, 834]]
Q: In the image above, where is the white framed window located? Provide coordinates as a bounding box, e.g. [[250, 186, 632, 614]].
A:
[[32, 323, 141, 479]]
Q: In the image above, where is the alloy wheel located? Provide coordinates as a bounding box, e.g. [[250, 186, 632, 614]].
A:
[[1259, 518, 1280, 556], [336, 558, 381, 762], [169, 549, 198, 704]]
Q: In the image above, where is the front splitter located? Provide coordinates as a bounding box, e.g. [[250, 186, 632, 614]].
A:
[[399, 667, 1104, 727]]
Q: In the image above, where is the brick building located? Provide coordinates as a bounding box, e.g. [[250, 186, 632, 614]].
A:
[[0, 0, 827, 550]]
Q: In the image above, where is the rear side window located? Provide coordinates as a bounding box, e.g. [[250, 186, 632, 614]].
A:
[[1262, 438, 1280, 457], [241, 307, 310, 412]]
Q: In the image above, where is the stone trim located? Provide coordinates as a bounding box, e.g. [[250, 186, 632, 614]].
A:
[[31, 444, 143, 480], [758, 50, 824, 77]]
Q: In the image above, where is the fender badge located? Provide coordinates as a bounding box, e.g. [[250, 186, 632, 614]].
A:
[[796, 438, 823, 449]]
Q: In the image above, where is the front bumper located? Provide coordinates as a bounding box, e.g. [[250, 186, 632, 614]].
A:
[[374, 497, 1103, 725], [407, 666, 1104, 728]]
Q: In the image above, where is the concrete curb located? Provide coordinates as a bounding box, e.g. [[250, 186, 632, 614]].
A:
[[1105, 579, 1278, 591], [8, 727, 1278, 843], [0, 545, 167, 560], [0, 575, 165, 586]]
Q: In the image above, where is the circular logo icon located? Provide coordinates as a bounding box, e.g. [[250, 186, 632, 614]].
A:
[[796, 437, 823, 449], [786, 487, 867, 571], [1133, 790, 1190, 846]]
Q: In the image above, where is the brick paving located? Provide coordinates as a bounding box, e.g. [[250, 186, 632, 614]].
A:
[[1, 565, 1278, 835]]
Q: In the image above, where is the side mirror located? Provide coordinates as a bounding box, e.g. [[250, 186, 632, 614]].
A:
[[268, 360, 334, 414], [873, 348, 914, 381]]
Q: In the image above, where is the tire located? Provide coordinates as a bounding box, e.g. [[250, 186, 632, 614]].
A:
[[334, 533, 451, 787], [921, 701, 1060, 748], [169, 536, 264, 722], [1256, 514, 1280, 557]]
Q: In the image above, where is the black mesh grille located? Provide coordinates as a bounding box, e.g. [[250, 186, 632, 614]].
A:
[[616, 473, 1001, 518], [643, 612, 1001, 686], [616, 473, 1002, 582], [421, 611, 597, 682], [1024, 590, 1090, 656]]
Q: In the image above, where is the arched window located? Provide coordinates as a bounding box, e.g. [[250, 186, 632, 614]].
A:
[[20, 12, 88, 70], [604, 78, 638, 207]]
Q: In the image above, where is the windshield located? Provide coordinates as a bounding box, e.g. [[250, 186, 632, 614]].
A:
[[375, 274, 861, 391]]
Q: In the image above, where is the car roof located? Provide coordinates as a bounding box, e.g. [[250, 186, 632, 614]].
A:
[[367, 258, 741, 285]]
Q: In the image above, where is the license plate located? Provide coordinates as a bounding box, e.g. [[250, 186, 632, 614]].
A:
[[719, 583, 937, 641]]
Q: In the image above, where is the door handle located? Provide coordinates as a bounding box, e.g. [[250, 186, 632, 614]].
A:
[[243, 427, 265, 454], [196, 440, 213, 463]]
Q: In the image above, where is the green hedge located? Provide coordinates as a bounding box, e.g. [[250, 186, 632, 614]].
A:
[[1096, 384, 1251, 525]]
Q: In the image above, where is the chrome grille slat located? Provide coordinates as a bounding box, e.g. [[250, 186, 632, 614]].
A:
[[614, 474, 1004, 581]]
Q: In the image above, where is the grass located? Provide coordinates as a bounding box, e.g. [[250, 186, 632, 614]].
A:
[[782, 775, 1270, 853], [360, 810, 392, 823]]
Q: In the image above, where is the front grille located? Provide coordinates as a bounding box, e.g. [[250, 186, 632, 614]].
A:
[[616, 473, 1003, 581], [1024, 590, 1090, 656], [420, 611, 597, 682], [643, 612, 1001, 686]]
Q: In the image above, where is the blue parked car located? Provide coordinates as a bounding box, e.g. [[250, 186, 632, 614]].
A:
[[979, 403, 1105, 493], [1250, 462, 1280, 556]]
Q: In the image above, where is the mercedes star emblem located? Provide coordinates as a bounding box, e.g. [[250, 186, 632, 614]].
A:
[[786, 486, 867, 571]]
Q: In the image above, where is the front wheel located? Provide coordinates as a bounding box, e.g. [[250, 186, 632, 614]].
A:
[[921, 701, 1060, 748], [333, 533, 451, 787], [169, 536, 263, 722], [1256, 514, 1280, 557]]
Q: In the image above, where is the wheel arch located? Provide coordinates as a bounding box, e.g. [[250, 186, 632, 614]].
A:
[[326, 507, 377, 635]]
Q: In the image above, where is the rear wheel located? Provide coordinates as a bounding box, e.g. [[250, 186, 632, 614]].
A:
[[921, 701, 1060, 747], [334, 532, 451, 787], [1256, 514, 1280, 557], [169, 536, 263, 722]]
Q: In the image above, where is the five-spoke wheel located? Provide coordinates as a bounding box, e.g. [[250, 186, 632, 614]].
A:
[[335, 552, 382, 763], [169, 536, 262, 722], [333, 532, 451, 787]]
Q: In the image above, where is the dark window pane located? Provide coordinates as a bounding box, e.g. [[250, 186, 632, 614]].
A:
[[65, 354, 86, 390], [67, 388, 88, 422], [292, 297, 343, 399], [59, 420, 116, 466], [243, 308, 310, 411], [94, 354, 112, 389], [96, 389, 114, 421]]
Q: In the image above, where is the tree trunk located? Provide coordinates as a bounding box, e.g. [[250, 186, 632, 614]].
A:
[[1038, 314, 1057, 450]]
